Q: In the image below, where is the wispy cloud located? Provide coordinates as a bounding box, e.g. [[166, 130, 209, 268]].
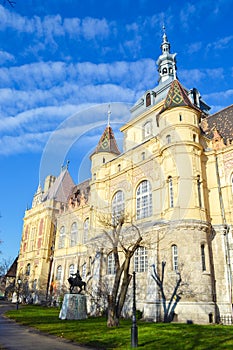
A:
[[0, 50, 15, 65], [206, 35, 233, 51], [0, 57, 155, 156], [179, 67, 224, 86]]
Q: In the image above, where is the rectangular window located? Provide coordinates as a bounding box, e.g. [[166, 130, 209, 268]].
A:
[[134, 247, 148, 272], [201, 244, 206, 271], [107, 253, 115, 275], [172, 245, 178, 271]]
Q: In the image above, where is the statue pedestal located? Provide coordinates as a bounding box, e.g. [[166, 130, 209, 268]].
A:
[[59, 294, 87, 320]]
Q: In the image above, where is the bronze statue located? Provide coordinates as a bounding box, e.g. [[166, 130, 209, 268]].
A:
[[68, 270, 86, 294]]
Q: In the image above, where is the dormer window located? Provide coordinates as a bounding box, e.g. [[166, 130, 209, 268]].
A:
[[146, 93, 151, 107]]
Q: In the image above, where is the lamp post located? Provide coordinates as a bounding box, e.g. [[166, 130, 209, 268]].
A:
[[16, 278, 21, 310], [131, 271, 138, 348]]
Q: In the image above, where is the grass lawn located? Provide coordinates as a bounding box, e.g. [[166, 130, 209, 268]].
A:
[[5, 305, 233, 349]]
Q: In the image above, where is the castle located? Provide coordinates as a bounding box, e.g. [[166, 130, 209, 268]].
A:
[[16, 30, 233, 324]]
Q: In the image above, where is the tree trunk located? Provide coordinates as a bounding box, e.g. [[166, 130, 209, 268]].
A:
[[107, 294, 119, 327]]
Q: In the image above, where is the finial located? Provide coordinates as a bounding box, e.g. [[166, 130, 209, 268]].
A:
[[162, 23, 166, 34], [162, 24, 168, 43], [66, 160, 70, 169], [107, 104, 111, 127]]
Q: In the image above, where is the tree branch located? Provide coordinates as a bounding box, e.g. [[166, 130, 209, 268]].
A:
[[5, 0, 16, 7]]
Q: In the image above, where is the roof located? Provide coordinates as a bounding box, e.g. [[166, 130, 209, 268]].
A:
[[159, 79, 200, 115], [42, 168, 75, 203], [201, 104, 233, 143], [91, 126, 121, 156], [5, 257, 18, 278]]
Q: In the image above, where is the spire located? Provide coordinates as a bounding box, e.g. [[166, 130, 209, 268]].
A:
[[156, 26, 177, 84], [107, 104, 111, 127], [91, 126, 121, 156], [161, 25, 170, 54]]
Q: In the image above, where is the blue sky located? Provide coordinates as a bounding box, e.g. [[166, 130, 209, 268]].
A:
[[0, 0, 233, 264]]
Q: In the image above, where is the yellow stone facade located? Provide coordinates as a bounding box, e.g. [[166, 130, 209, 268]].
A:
[[17, 32, 233, 323]]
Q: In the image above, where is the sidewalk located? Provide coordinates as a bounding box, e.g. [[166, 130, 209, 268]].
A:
[[0, 301, 97, 350]]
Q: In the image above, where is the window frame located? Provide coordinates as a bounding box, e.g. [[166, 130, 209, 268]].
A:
[[134, 246, 148, 273], [136, 180, 152, 220], [112, 190, 125, 223], [58, 226, 65, 249], [56, 265, 62, 280], [107, 253, 115, 275], [172, 244, 178, 271], [168, 176, 174, 208], [201, 244, 206, 271], [70, 222, 78, 247]]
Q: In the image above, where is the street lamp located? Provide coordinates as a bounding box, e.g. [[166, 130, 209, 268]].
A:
[[131, 271, 138, 348], [16, 278, 21, 310]]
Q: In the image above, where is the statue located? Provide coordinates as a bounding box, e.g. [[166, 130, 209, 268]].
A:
[[68, 270, 86, 294]]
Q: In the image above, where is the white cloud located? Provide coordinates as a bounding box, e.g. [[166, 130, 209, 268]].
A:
[[179, 68, 224, 86], [206, 35, 233, 51], [0, 50, 15, 65], [0, 5, 111, 42], [187, 42, 203, 55], [179, 3, 196, 29]]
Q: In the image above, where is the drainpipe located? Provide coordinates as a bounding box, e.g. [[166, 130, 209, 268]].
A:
[[215, 154, 232, 314]]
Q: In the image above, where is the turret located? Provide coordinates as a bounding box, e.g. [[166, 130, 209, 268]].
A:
[[90, 125, 121, 181]]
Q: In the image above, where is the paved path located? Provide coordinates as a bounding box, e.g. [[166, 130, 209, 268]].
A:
[[0, 301, 97, 350]]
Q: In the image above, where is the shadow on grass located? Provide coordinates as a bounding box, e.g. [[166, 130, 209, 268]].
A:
[[5, 306, 233, 350]]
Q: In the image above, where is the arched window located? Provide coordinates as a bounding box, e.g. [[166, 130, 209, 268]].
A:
[[162, 67, 167, 74], [56, 265, 62, 280], [142, 151, 145, 161], [70, 222, 78, 247], [107, 253, 115, 275], [168, 176, 174, 208], [134, 247, 148, 272], [58, 226, 65, 249], [144, 121, 152, 138], [197, 175, 202, 207], [201, 244, 206, 271], [112, 191, 125, 223], [69, 264, 75, 276], [146, 93, 151, 107], [136, 180, 152, 219], [26, 263, 31, 276], [83, 218, 89, 243], [172, 245, 178, 271]]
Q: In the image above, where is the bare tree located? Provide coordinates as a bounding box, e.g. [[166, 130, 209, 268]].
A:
[[96, 214, 142, 327], [4, 0, 16, 7], [0, 257, 13, 276]]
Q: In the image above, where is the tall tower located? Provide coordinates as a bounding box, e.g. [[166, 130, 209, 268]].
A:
[[156, 27, 177, 84]]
